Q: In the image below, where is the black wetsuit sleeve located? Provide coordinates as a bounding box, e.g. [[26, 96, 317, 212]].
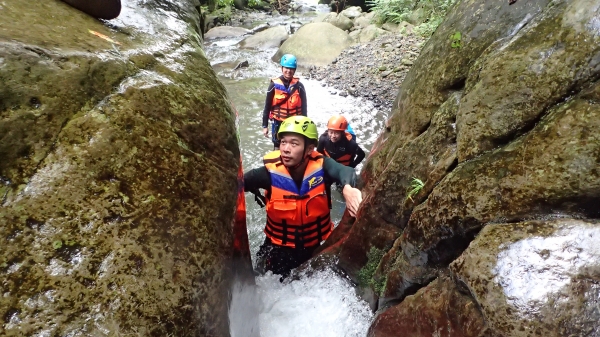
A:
[[299, 82, 307, 116], [350, 144, 366, 168], [317, 133, 328, 153], [243, 166, 271, 192], [262, 82, 275, 128], [323, 157, 357, 187]]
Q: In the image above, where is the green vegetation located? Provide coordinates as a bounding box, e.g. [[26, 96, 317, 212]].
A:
[[450, 31, 462, 48], [358, 247, 386, 294], [52, 240, 63, 249], [248, 0, 266, 8], [405, 177, 425, 202], [366, 0, 457, 37]]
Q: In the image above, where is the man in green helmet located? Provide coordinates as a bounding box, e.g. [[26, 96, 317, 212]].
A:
[[244, 116, 363, 279]]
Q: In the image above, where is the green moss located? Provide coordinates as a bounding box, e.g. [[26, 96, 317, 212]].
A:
[[373, 274, 387, 295], [52, 240, 63, 249], [358, 247, 385, 289]]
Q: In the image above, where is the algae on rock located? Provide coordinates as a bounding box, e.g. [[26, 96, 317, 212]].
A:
[[0, 0, 245, 336]]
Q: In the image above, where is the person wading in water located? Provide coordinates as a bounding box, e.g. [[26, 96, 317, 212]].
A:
[[245, 116, 362, 279], [261, 54, 307, 150]]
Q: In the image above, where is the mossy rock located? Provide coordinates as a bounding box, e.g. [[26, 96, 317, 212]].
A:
[[0, 0, 245, 336]]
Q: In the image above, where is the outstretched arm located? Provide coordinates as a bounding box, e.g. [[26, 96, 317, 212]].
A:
[[244, 166, 270, 192], [323, 157, 362, 216], [342, 185, 362, 216]]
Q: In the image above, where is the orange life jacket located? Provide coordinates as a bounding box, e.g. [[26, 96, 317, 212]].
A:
[[270, 77, 302, 121], [324, 149, 352, 166], [263, 150, 333, 248], [323, 132, 355, 166]]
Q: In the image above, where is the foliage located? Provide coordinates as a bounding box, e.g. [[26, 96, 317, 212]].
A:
[[366, 0, 457, 37], [357, 247, 386, 291], [217, 0, 234, 7], [450, 31, 462, 48], [248, 0, 265, 8], [405, 177, 425, 202]]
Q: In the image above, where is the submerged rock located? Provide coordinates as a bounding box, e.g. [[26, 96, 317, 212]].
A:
[[0, 0, 245, 336]]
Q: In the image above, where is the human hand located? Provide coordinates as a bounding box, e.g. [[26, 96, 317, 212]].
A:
[[342, 184, 362, 217], [263, 127, 269, 138]]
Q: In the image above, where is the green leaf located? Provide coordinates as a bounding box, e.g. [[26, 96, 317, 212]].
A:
[[405, 177, 425, 201], [450, 31, 462, 48]]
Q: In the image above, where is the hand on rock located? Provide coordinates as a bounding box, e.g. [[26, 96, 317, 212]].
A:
[[342, 184, 362, 217]]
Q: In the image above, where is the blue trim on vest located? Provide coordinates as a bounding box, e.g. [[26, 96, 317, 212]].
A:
[[269, 167, 325, 196], [300, 168, 325, 195], [270, 172, 299, 194], [273, 82, 295, 93]]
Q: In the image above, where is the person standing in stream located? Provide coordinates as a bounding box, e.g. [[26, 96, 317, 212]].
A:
[[262, 54, 307, 149], [246, 116, 362, 280]]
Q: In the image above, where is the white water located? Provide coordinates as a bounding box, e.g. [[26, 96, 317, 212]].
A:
[[204, 6, 387, 336], [229, 270, 373, 337]]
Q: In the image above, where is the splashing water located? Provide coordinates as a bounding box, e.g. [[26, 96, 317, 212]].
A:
[[230, 270, 373, 337], [205, 6, 384, 336]]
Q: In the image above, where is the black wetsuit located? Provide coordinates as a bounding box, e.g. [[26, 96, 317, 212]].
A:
[[244, 156, 356, 279], [317, 132, 366, 168], [262, 76, 307, 147]]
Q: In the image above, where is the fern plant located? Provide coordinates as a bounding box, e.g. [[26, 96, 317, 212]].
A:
[[405, 177, 425, 202], [366, 0, 457, 36]]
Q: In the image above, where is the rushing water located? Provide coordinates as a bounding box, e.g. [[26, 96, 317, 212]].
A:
[[204, 5, 390, 336]]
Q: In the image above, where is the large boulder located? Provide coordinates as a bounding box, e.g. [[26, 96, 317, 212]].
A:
[[368, 273, 486, 337], [204, 26, 251, 40], [341, 6, 363, 19], [0, 0, 247, 336], [358, 24, 388, 43], [316, 0, 600, 333], [451, 219, 600, 336], [239, 25, 289, 49], [323, 12, 354, 31], [272, 22, 352, 68], [354, 15, 371, 28]]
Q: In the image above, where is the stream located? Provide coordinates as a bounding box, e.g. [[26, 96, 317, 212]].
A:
[[203, 2, 391, 336]]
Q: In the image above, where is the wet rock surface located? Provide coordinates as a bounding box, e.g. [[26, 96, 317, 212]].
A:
[[367, 273, 486, 337], [455, 0, 600, 161], [0, 0, 242, 336], [451, 219, 600, 337], [308, 33, 425, 108], [314, 0, 600, 334]]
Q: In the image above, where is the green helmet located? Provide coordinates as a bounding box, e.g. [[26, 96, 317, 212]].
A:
[[277, 116, 318, 141]]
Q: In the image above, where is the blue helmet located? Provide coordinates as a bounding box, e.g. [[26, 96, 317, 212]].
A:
[[280, 54, 297, 69]]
